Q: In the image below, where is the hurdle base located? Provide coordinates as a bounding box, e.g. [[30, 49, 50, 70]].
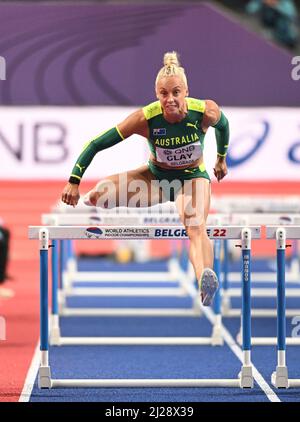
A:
[[49, 330, 61, 346], [224, 309, 300, 318], [58, 290, 66, 315], [38, 366, 52, 389], [60, 307, 200, 317], [63, 274, 71, 290], [66, 257, 77, 274], [271, 367, 289, 389], [50, 378, 242, 388], [211, 324, 224, 346], [236, 330, 242, 346], [221, 294, 231, 315], [192, 296, 203, 315], [57, 336, 217, 346], [49, 314, 61, 346], [288, 379, 300, 387], [239, 366, 254, 389]]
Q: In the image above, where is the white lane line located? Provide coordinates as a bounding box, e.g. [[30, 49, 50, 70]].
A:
[[203, 306, 281, 402], [19, 342, 40, 402]]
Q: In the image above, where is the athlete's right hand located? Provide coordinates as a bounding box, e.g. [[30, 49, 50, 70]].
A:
[[61, 183, 80, 207]]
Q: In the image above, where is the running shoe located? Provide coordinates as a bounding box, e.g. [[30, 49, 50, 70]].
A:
[[199, 268, 219, 306]]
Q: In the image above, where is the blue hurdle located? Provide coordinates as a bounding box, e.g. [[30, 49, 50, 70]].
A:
[[267, 226, 300, 388]]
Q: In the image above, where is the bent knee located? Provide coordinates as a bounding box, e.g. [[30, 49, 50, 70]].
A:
[[185, 223, 207, 239]]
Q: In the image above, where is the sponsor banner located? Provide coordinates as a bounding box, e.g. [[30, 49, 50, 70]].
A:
[[28, 225, 261, 239], [0, 106, 148, 180], [219, 107, 300, 181], [1, 107, 300, 181]]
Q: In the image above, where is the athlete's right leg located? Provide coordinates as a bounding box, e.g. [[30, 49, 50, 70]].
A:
[[175, 178, 217, 306], [84, 165, 165, 208]]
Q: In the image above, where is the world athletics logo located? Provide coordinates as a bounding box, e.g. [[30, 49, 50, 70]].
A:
[[85, 227, 103, 239], [0, 56, 6, 81]]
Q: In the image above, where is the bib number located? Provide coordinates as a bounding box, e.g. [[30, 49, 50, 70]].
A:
[[156, 142, 202, 167]]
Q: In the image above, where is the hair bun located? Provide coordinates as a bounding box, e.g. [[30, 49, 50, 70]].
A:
[[163, 51, 180, 67], [155, 51, 187, 89]]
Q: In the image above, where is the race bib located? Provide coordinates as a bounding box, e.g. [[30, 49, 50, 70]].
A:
[[156, 141, 202, 167]]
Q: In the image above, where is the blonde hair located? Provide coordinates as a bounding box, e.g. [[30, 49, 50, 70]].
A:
[[155, 51, 188, 88]]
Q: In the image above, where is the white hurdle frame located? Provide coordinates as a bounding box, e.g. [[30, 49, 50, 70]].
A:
[[43, 213, 200, 344], [229, 213, 300, 282], [29, 225, 260, 389], [45, 210, 300, 323], [42, 212, 230, 285], [45, 210, 300, 289], [45, 214, 198, 331], [222, 213, 300, 320], [43, 214, 179, 287], [44, 222, 236, 347], [43, 212, 193, 299], [212, 194, 300, 290], [48, 240, 204, 346], [212, 195, 300, 214], [241, 225, 300, 347], [43, 212, 231, 348]]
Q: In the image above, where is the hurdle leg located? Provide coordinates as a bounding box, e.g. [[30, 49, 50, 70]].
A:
[[58, 240, 66, 313], [221, 239, 231, 314], [212, 239, 223, 346], [177, 240, 200, 307], [49, 239, 61, 346], [290, 239, 299, 280], [177, 239, 203, 315], [271, 228, 289, 388], [63, 239, 76, 293], [66, 239, 77, 273], [38, 229, 52, 389], [239, 228, 254, 388]]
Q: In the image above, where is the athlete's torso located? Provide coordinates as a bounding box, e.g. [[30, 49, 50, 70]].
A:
[[143, 98, 206, 169]]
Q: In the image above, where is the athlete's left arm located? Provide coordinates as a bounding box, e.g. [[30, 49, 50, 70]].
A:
[[203, 99, 229, 182]]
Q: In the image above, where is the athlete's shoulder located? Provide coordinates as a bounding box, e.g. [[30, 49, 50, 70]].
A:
[[186, 97, 206, 113], [142, 101, 163, 120]]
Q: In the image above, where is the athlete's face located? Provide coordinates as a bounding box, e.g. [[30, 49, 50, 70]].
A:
[[156, 76, 188, 120]]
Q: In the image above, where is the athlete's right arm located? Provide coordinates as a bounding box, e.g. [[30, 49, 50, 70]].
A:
[[61, 109, 148, 206]]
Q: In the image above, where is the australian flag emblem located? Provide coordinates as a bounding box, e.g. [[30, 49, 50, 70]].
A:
[[153, 128, 166, 136]]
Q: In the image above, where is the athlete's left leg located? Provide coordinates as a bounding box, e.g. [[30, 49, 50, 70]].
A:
[[175, 178, 218, 305]]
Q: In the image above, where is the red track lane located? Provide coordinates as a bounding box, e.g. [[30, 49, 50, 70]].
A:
[[0, 260, 39, 402], [0, 180, 102, 401]]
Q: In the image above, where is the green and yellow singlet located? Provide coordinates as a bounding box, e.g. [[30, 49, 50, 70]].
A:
[[143, 97, 206, 168]]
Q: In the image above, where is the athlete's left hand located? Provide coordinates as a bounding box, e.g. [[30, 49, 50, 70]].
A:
[[213, 157, 228, 182]]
